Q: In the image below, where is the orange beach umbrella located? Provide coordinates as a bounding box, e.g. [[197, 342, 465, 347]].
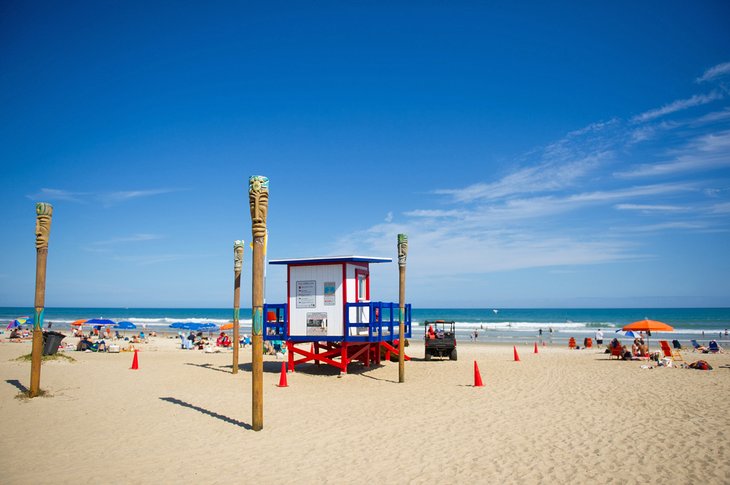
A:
[[622, 319, 673, 351], [622, 319, 674, 333], [220, 322, 234, 331], [70, 319, 87, 327]]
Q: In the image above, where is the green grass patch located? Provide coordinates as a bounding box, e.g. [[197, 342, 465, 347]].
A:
[[13, 353, 76, 363]]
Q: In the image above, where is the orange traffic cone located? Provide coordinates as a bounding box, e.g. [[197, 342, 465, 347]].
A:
[[277, 362, 288, 387], [131, 349, 139, 370], [534, 342, 539, 354], [474, 361, 484, 387], [513, 346, 520, 362]]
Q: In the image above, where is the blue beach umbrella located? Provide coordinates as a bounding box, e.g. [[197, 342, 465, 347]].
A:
[[615, 330, 637, 338], [9, 317, 34, 328], [115, 321, 137, 330], [87, 318, 116, 326]]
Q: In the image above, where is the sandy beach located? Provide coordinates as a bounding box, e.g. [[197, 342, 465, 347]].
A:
[[1, 335, 728, 484]]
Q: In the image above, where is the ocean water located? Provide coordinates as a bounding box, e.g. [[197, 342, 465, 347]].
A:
[[2, 307, 729, 344]]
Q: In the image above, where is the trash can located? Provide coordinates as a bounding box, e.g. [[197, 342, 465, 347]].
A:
[[42, 331, 66, 356]]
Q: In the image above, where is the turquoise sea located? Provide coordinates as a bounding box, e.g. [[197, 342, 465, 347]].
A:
[[2, 307, 729, 344]]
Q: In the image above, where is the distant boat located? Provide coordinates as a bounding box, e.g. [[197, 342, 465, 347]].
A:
[[492, 309, 498, 314]]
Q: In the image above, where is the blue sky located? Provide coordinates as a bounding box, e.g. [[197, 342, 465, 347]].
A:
[[1, 1, 729, 308]]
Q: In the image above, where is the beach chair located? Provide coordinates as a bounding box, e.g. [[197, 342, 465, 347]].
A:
[[708, 340, 722, 353], [691, 340, 702, 351], [609, 345, 623, 360], [672, 339, 682, 349], [660, 340, 683, 362], [568, 337, 576, 349]]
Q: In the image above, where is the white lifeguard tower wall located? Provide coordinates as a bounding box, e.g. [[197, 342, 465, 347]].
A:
[[270, 256, 391, 339]]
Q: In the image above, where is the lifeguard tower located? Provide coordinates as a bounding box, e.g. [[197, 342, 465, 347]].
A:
[[263, 256, 411, 374]]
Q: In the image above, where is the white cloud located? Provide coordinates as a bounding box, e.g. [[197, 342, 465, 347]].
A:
[[101, 189, 178, 205], [614, 204, 689, 213], [631, 92, 723, 123], [568, 183, 696, 203], [333, 219, 638, 279], [436, 153, 608, 203], [710, 202, 730, 214], [333, 67, 730, 281], [697, 61, 730, 83], [404, 209, 465, 218], [112, 254, 195, 265], [26, 188, 87, 202], [26, 187, 180, 205], [692, 107, 730, 125], [384, 211, 393, 223], [616, 130, 730, 178], [89, 234, 163, 246], [627, 222, 707, 232]]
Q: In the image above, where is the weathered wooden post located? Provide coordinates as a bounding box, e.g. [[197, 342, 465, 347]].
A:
[[30, 202, 53, 397], [397, 233, 408, 383], [232, 240, 244, 374], [249, 175, 268, 431]]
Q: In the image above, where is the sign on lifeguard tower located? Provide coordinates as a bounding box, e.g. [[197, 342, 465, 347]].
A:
[[264, 256, 411, 374]]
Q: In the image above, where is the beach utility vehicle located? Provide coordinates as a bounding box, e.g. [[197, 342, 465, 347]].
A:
[[424, 320, 457, 360]]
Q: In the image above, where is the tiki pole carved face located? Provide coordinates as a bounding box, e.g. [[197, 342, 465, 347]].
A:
[[397, 233, 408, 267], [234, 240, 244, 272], [248, 176, 269, 238], [35, 203, 53, 250]]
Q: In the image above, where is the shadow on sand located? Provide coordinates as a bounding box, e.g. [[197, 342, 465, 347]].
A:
[[6, 379, 28, 393], [184, 362, 233, 374], [159, 397, 252, 430]]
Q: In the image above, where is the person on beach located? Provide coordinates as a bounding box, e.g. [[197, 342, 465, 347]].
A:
[[216, 332, 231, 347], [595, 329, 603, 348], [631, 340, 640, 356], [621, 345, 634, 360]]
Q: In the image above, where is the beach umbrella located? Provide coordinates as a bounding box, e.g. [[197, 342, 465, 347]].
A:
[[86, 318, 116, 326], [10, 317, 33, 328], [220, 322, 234, 331], [615, 329, 637, 338], [622, 319, 674, 333], [622, 319, 674, 350], [70, 319, 87, 327], [114, 321, 137, 337], [201, 322, 219, 338]]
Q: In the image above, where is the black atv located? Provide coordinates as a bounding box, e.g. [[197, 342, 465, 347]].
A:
[[424, 320, 457, 360]]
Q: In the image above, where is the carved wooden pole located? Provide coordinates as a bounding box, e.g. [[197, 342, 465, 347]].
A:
[[30, 202, 53, 397], [398, 233, 408, 383], [249, 175, 268, 431], [232, 240, 244, 374]]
